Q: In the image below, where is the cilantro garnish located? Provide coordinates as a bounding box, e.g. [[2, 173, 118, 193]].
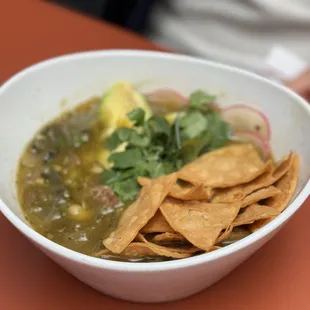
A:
[[102, 91, 232, 203]]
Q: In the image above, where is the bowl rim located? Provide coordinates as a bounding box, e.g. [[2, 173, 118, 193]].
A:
[[1, 49, 310, 272]]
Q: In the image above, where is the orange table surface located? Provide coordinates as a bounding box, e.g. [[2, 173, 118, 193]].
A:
[[1, 1, 310, 309]]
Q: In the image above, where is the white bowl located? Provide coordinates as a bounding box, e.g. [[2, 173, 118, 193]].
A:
[[0, 50, 309, 303]]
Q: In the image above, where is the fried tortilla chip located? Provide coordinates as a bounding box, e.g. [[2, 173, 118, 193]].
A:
[[138, 177, 212, 201], [201, 186, 279, 245], [216, 225, 233, 244], [137, 176, 151, 187], [169, 182, 212, 201], [152, 232, 187, 243], [121, 243, 161, 258], [250, 155, 300, 231], [103, 173, 178, 253], [212, 153, 294, 203], [265, 155, 300, 212], [212, 161, 273, 203], [209, 246, 222, 252], [94, 243, 156, 258], [233, 204, 280, 226], [178, 144, 267, 188], [136, 234, 200, 258], [217, 227, 251, 246], [272, 152, 295, 181], [216, 204, 279, 243], [140, 210, 174, 233], [238, 186, 281, 208], [160, 198, 241, 251], [95, 241, 197, 259], [212, 188, 246, 204]]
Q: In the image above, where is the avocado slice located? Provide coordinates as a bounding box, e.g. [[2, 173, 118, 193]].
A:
[[99, 82, 152, 130]]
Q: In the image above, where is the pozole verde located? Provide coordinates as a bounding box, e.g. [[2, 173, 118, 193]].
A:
[[17, 82, 299, 262]]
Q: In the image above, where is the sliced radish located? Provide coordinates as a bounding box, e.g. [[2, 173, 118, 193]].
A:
[[230, 131, 271, 160], [145, 88, 188, 114], [221, 104, 271, 141]]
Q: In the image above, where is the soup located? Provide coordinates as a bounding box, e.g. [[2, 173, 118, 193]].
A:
[[17, 82, 299, 262]]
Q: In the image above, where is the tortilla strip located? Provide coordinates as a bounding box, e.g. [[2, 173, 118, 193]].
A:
[[169, 182, 212, 201], [212, 161, 273, 203], [238, 186, 281, 209], [136, 234, 200, 258], [181, 190, 275, 246], [250, 155, 300, 231], [216, 204, 279, 243], [216, 186, 281, 244], [233, 204, 280, 226], [152, 232, 187, 243], [209, 246, 222, 252], [265, 155, 300, 212], [178, 144, 267, 188], [212, 153, 294, 203], [212, 187, 246, 204], [95, 241, 197, 258], [137, 176, 151, 187], [140, 210, 174, 233], [217, 227, 251, 245], [94, 243, 156, 258], [272, 152, 295, 180], [138, 177, 212, 201], [103, 173, 178, 253], [160, 198, 241, 251], [216, 225, 233, 244]]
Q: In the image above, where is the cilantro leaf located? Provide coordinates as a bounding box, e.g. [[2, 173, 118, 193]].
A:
[[147, 116, 171, 138], [141, 145, 164, 161], [180, 111, 208, 139], [189, 90, 216, 109], [181, 132, 211, 163], [129, 131, 150, 147], [112, 178, 140, 202], [108, 148, 143, 169], [117, 127, 133, 141], [127, 108, 145, 126], [104, 131, 121, 150], [102, 169, 121, 185], [146, 161, 166, 178], [206, 113, 232, 150], [162, 161, 177, 175]]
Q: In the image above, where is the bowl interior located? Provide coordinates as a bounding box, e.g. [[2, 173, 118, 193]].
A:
[[0, 51, 309, 226]]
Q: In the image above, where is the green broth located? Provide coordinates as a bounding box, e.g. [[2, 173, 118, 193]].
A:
[[17, 99, 126, 257]]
